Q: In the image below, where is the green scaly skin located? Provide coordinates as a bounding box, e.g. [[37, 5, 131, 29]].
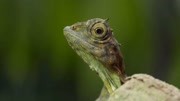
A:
[[63, 18, 126, 98]]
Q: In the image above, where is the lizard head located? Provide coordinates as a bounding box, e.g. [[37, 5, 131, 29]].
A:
[[64, 18, 126, 92]]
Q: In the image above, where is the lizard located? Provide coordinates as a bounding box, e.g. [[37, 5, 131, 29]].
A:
[[63, 18, 126, 97], [63, 18, 180, 101]]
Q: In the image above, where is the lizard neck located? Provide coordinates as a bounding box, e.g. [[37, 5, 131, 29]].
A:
[[92, 62, 121, 94], [78, 50, 121, 94]]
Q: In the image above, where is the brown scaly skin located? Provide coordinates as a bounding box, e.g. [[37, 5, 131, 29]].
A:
[[64, 18, 126, 95]]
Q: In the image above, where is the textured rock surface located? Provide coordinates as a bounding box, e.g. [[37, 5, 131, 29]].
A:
[[99, 74, 180, 101]]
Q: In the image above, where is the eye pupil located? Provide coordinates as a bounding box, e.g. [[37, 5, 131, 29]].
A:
[[96, 28, 104, 34]]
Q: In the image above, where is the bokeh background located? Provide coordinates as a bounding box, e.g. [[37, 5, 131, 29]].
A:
[[0, 0, 180, 101]]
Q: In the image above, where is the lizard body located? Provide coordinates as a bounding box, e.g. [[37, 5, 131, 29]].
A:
[[63, 18, 180, 101]]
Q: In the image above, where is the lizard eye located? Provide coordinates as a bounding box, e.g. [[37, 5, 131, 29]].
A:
[[95, 27, 104, 35], [91, 23, 107, 38]]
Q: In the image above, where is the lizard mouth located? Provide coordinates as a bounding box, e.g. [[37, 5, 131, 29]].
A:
[[63, 26, 96, 51], [63, 26, 86, 44]]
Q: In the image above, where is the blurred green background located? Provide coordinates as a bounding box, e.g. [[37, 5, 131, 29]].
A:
[[0, 0, 180, 101]]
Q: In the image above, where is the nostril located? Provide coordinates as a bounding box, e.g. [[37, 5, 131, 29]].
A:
[[71, 25, 76, 30]]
